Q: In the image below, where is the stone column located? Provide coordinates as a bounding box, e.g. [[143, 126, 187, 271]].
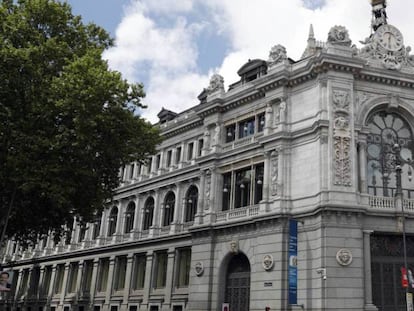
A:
[[47, 265, 57, 302], [170, 185, 182, 234], [132, 195, 142, 238], [37, 266, 46, 300], [97, 209, 107, 246], [88, 259, 100, 307], [363, 230, 378, 311], [142, 251, 154, 308], [104, 256, 116, 307], [158, 151, 165, 174], [359, 140, 368, 193], [13, 269, 23, 301], [121, 254, 134, 308], [264, 102, 274, 135], [162, 248, 176, 310], [195, 171, 206, 225], [150, 155, 157, 176], [171, 148, 178, 170], [59, 263, 70, 305], [114, 203, 123, 241], [203, 169, 215, 224], [262, 151, 272, 205], [202, 130, 210, 156], [149, 192, 160, 238], [75, 261, 84, 300]]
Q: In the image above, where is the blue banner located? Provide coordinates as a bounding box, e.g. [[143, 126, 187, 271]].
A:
[[288, 219, 298, 305]]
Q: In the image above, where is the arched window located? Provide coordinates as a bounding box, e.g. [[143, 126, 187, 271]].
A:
[[142, 197, 154, 231], [124, 202, 135, 233], [107, 206, 118, 236], [92, 211, 102, 239], [367, 111, 414, 197], [163, 191, 175, 227], [184, 186, 198, 223]]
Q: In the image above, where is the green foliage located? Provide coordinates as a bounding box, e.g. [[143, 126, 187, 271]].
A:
[[0, 0, 162, 241]]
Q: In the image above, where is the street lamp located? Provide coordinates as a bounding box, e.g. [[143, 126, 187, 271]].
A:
[[392, 143, 412, 309]]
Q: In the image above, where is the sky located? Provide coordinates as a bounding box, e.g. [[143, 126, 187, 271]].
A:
[[65, 0, 414, 124]]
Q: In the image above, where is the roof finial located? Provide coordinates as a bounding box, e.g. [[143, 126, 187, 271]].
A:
[[371, 0, 387, 32], [308, 24, 315, 41]]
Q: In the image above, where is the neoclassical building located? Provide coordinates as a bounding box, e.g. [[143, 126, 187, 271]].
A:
[[2, 1, 414, 310]]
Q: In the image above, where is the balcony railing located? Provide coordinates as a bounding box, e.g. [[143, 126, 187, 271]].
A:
[[216, 205, 260, 223], [368, 195, 414, 213]]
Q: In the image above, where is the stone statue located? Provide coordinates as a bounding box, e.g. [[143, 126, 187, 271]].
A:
[[268, 44, 288, 67], [207, 74, 225, 94], [327, 26, 352, 47]]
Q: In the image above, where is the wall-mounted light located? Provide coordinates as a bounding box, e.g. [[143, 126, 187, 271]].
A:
[[240, 183, 245, 189], [257, 179, 263, 185]]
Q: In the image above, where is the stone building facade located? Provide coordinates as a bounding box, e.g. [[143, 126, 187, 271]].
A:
[[2, 1, 414, 310]]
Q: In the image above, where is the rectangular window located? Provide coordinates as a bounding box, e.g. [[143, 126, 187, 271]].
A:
[[110, 306, 118, 311], [156, 154, 161, 169], [257, 113, 265, 132], [130, 163, 135, 179], [129, 307, 138, 311], [114, 256, 127, 291], [198, 139, 204, 157], [187, 142, 194, 160], [67, 262, 78, 293], [154, 251, 168, 288], [97, 258, 109, 292], [42, 266, 52, 296], [147, 157, 152, 174], [93, 307, 100, 311], [176, 147, 182, 164], [132, 254, 146, 290], [254, 163, 264, 204], [225, 124, 236, 143], [166, 150, 172, 167], [222, 162, 264, 210], [30, 267, 41, 296], [54, 264, 65, 294], [83, 260, 94, 292], [176, 248, 191, 287], [235, 167, 252, 208], [222, 172, 232, 211], [238, 117, 255, 138]]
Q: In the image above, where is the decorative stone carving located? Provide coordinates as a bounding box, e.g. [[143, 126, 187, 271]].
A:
[[195, 261, 204, 276], [327, 26, 352, 47], [336, 248, 353, 266], [203, 130, 210, 151], [206, 74, 225, 94], [212, 123, 221, 147], [204, 170, 211, 210], [332, 90, 352, 187], [333, 90, 350, 111], [358, 24, 414, 71], [268, 44, 288, 67], [271, 150, 279, 196], [262, 254, 274, 271], [229, 240, 239, 253]]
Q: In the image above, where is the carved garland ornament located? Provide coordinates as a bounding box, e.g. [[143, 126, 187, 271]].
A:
[[333, 90, 352, 186]]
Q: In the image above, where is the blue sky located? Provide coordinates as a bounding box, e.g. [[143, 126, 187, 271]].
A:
[[64, 0, 413, 123]]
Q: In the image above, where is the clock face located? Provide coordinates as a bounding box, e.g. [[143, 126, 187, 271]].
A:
[[376, 24, 404, 51]]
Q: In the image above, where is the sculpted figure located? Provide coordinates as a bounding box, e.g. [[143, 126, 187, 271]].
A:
[[327, 26, 352, 46], [207, 74, 225, 94], [268, 44, 288, 67]]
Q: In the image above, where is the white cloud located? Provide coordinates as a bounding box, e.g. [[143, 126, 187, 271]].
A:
[[104, 0, 414, 124]]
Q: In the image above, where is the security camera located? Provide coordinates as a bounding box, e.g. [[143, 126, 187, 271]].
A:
[[316, 268, 327, 280]]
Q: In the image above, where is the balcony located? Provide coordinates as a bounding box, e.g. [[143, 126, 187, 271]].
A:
[[216, 205, 260, 223], [368, 195, 414, 213]]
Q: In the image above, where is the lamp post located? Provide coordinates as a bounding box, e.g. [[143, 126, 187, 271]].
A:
[[392, 143, 412, 310]]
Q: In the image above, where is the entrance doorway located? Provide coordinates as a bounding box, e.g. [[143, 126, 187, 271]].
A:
[[371, 234, 414, 311], [225, 253, 251, 311]]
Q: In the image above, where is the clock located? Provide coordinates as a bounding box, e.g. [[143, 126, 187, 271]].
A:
[[375, 24, 404, 51]]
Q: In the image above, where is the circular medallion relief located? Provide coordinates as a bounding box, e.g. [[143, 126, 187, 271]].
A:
[[336, 249, 353, 266], [262, 254, 274, 271]]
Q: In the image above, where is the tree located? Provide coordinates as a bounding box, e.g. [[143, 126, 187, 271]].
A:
[[0, 0, 162, 242]]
